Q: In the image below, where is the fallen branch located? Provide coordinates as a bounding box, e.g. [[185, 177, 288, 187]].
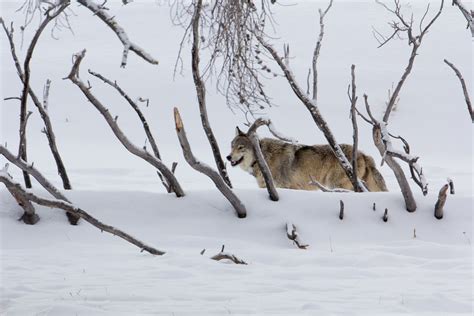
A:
[[444, 59, 473, 122], [0, 145, 79, 224], [308, 176, 351, 193], [210, 245, 247, 265], [174, 107, 246, 218], [0, 172, 165, 255], [286, 222, 309, 249], [2, 165, 39, 225], [434, 183, 449, 219], [77, 0, 158, 67], [67, 50, 184, 197]]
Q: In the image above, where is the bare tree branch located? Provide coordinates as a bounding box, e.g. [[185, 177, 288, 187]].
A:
[[312, 0, 333, 101], [191, 0, 232, 188], [1, 13, 72, 191], [308, 176, 351, 193], [77, 0, 159, 67], [451, 0, 474, 36], [67, 50, 184, 197], [174, 107, 246, 218], [444, 59, 473, 122]]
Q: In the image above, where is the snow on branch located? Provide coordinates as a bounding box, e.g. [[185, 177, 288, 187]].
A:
[[0, 172, 166, 255], [308, 176, 351, 193], [77, 0, 158, 67], [174, 107, 247, 218], [210, 245, 247, 265], [67, 50, 184, 197], [444, 59, 473, 123], [286, 222, 309, 249]]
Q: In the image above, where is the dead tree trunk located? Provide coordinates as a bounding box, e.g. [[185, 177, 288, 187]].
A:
[[174, 107, 246, 218], [67, 50, 185, 198], [191, 0, 232, 188], [0, 173, 165, 255]]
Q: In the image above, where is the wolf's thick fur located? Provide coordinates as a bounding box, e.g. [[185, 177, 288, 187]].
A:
[[227, 130, 387, 192]]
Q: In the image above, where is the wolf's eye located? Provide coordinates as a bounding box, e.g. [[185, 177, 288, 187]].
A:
[[237, 145, 244, 150]]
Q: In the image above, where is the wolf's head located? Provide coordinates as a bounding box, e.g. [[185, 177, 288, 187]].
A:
[[226, 127, 255, 172]]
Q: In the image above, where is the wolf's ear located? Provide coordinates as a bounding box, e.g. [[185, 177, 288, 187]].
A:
[[235, 126, 244, 136]]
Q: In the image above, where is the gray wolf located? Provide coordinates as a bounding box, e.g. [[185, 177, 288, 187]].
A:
[[226, 127, 387, 192]]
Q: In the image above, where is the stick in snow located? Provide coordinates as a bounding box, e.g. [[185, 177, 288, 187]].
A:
[[210, 245, 247, 265], [286, 222, 309, 249], [0, 172, 165, 255], [174, 107, 247, 218], [383, 208, 389, 222], [339, 200, 344, 220], [434, 183, 449, 220]]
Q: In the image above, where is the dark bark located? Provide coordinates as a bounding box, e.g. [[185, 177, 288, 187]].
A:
[[191, 0, 232, 188]]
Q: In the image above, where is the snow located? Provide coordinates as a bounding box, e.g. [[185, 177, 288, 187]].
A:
[[1, 0, 472, 314]]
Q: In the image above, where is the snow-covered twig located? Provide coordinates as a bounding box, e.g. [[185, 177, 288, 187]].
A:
[[67, 50, 184, 197], [77, 0, 158, 67], [0, 173, 165, 255], [286, 222, 309, 249], [174, 107, 246, 218], [308, 176, 351, 193], [444, 59, 473, 123], [210, 245, 247, 265]]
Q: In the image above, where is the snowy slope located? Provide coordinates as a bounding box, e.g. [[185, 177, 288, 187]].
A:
[[0, 0, 473, 314]]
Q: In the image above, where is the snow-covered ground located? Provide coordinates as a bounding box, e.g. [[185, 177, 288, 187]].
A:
[[1, 0, 472, 314]]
